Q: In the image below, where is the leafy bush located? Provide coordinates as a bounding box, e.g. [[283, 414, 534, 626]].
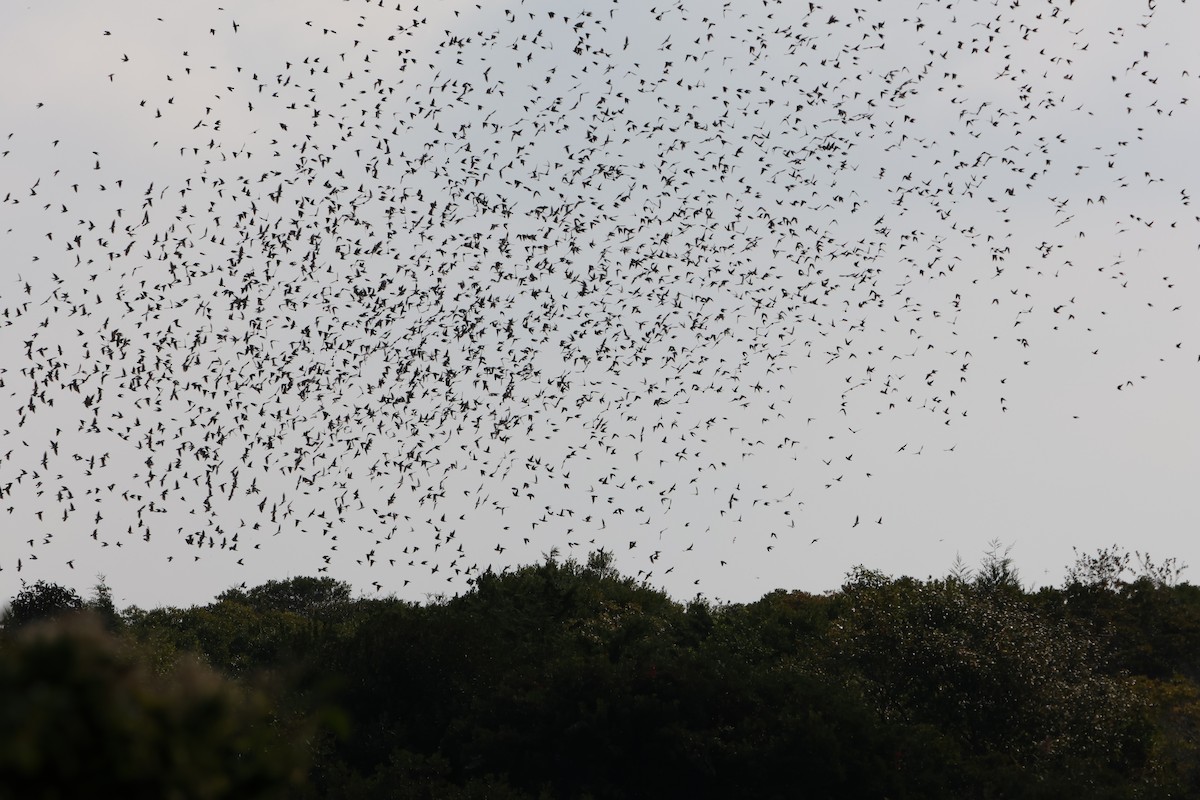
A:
[[0, 614, 311, 800]]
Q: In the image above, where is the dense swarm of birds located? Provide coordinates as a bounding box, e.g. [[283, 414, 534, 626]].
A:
[[1, 0, 1196, 599]]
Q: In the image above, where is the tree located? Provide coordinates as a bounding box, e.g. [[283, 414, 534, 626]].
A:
[[973, 538, 1021, 594], [834, 569, 1154, 794], [218, 576, 353, 619], [85, 575, 121, 631], [0, 614, 312, 800], [2, 581, 83, 630], [1067, 545, 1187, 592]]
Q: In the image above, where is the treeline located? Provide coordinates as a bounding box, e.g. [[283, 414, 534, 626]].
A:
[[3, 545, 1200, 799]]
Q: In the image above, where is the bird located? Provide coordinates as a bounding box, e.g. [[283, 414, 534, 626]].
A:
[[0, 0, 1193, 604]]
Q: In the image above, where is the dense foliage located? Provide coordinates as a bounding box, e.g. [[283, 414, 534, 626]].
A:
[[4, 546, 1200, 798], [0, 615, 311, 800]]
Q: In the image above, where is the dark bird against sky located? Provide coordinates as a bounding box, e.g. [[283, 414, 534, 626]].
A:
[[0, 0, 1197, 607]]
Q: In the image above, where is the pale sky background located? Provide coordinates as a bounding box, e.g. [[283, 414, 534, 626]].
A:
[[2, 0, 1198, 610]]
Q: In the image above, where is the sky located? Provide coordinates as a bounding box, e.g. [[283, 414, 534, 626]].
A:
[[2, 0, 1198, 610]]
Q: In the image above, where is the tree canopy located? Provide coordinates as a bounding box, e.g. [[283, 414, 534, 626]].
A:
[[5, 547, 1200, 798]]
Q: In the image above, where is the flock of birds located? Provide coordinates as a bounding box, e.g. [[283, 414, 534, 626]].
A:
[[1, 0, 1197, 602]]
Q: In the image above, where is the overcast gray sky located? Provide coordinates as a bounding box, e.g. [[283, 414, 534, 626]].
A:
[[2, 0, 1198, 610]]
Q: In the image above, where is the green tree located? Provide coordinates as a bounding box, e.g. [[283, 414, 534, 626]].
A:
[[2, 580, 83, 630], [86, 575, 121, 631], [0, 614, 311, 800], [834, 568, 1154, 795], [218, 576, 352, 619], [973, 538, 1021, 594]]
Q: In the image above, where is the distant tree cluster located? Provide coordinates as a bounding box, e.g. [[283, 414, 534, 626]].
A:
[[3, 546, 1200, 798]]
